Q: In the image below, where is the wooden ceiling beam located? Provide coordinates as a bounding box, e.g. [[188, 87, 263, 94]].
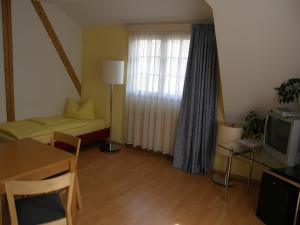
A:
[[1, 0, 15, 122], [31, 0, 82, 96]]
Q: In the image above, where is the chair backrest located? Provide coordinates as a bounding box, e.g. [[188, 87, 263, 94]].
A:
[[51, 132, 81, 159], [5, 173, 75, 225]]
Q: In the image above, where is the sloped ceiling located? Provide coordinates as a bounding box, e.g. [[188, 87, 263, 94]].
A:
[[207, 0, 300, 123], [42, 0, 213, 26]]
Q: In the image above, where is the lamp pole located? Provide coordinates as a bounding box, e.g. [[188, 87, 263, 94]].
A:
[[99, 60, 124, 153], [109, 84, 113, 150]]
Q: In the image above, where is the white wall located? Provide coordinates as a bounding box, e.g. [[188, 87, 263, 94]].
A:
[[0, 0, 82, 122], [207, 0, 300, 123]]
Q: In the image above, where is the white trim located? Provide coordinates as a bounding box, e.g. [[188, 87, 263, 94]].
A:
[[125, 20, 214, 33], [126, 23, 192, 33]]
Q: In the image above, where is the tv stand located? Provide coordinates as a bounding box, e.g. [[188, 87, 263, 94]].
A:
[[257, 167, 300, 225], [294, 164, 300, 170]]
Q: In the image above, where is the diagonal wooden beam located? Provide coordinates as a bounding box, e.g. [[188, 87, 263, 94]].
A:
[[1, 0, 15, 121], [31, 0, 82, 96]]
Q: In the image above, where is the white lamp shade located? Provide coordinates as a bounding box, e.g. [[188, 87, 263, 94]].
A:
[[216, 122, 243, 144], [100, 60, 124, 84], [216, 122, 243, 156]]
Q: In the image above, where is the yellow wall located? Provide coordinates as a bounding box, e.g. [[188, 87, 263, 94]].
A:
[[216, 69, 225, 122], [82, 26, 128, 143]]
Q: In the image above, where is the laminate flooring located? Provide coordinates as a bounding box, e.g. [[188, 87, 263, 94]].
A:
[[76, 145, 264, 225]]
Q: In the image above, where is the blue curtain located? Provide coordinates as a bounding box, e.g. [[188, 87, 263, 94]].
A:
[[172, 24, 218, 174]]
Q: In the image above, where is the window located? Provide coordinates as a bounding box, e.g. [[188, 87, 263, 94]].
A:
[[125, 30, 191, 154], [127, 32, 190, 99]]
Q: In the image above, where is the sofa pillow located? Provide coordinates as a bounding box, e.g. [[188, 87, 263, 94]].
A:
[[74, 100, 96, 120], [64, 98, 79, 118], [64, 99, 96, 120]]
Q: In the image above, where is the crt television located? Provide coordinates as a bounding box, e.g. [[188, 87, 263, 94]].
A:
[[263, 112, 300, 167]]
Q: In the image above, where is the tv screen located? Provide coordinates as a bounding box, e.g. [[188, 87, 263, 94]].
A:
[[265, 116, 291, 154]]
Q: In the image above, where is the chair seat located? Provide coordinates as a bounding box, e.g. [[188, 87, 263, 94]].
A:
[[16, 193, 65, 225]]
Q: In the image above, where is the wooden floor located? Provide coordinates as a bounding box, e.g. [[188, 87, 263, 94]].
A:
[[76, 145, 264, 225]]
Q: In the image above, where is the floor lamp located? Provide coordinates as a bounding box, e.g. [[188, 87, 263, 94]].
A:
[[100, 60, 124, 152]]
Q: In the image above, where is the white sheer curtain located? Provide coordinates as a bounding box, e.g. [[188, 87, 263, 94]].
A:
[[125, 31, 190, 155]]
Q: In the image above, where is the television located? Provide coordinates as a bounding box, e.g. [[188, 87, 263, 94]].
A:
[[263, 112, 300, 167]]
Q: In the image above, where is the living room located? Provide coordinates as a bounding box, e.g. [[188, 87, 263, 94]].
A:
[[0, 0, 300, 225]]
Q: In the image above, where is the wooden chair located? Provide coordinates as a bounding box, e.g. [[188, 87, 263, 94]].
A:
[[51, 132, 82, 209], [5, 173, 75, 225]]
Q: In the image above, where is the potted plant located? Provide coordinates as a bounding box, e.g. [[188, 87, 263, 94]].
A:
[[242, 111, 266, 140], [275, 78, 300, 112]]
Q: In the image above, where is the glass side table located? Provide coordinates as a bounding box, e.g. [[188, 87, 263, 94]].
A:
[[239, 148, 285, 169], [218, 140, 286, 200], [219, 141, 299, 225], [217, 141, 253, 200]]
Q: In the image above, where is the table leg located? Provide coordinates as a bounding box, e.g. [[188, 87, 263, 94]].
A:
[[0, 194, 2, 225], [293, 190, 300, 225], [224, 152, 233, 201], [0, 194, 7, 225], [247, 151, 254, 193]]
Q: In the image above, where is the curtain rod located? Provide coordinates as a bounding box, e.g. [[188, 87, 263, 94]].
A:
[[125, 20, 213, 32], [125, 19, 213, 26]]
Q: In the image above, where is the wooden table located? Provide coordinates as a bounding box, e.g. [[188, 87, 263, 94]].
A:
[[0, 138, 77, 225]]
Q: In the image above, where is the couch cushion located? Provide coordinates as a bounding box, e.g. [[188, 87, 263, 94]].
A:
[[64, 98, 96, 120], [64, 98, 79, 118], [16, 193, 65, 225]]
